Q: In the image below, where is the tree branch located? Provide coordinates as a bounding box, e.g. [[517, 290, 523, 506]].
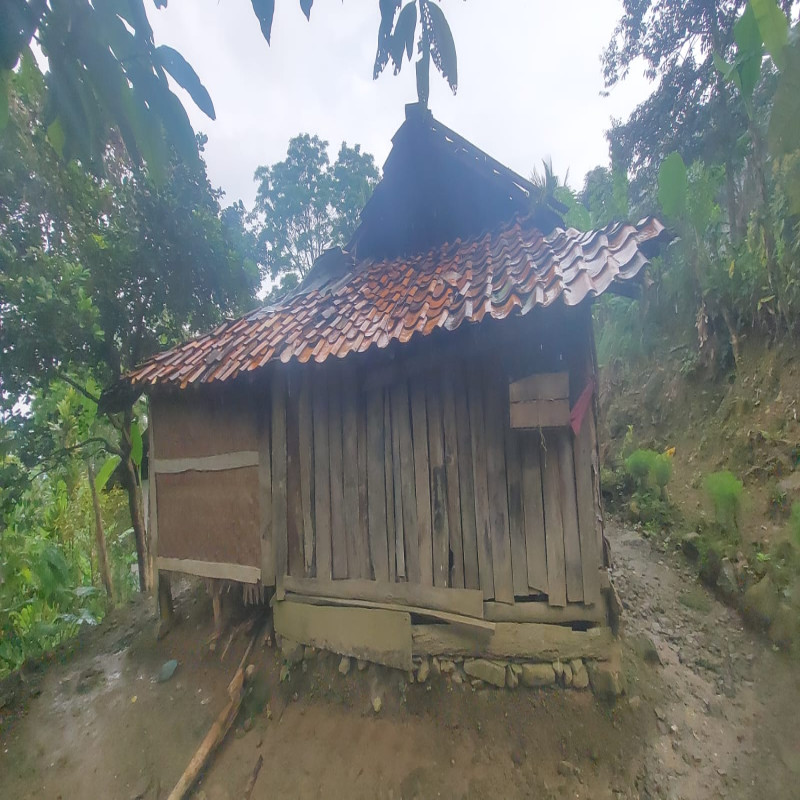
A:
[[57, 372, 101, 404]]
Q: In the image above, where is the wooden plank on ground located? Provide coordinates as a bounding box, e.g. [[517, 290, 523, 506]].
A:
[[467, 368, 494, 599], [426, 380, 450, 588], [483, 600, 606, 625], [384, 393, 396, 582], [271, 372, 288, 589], [258, 405, 274, 585], [504, 426, 528, 597], [327, 373, 348, 579], [541, 430, 567, 607], [441, 373, 464, 589], [454, 369, 479, 591], [483, 374, 514, 604], [285, 372, 304, 578], [410, 377, 433, 585], [281, 576, 484, 618], [273, 600, 413, 671], [366, 388, 389, 581], [557, 430, 584, 603], [286, 593, 495, 632], [392, 383, 417, 582], [342, 373, 361, 578], [411, 622, 614, 661], [574, 419, 601, 605], [298, 371, 314, 575], [521, 434, 548, 594], [312, 372, 331, 580]]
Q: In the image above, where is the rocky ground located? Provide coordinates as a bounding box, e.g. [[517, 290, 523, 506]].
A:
[[1, 523, 798, 799]]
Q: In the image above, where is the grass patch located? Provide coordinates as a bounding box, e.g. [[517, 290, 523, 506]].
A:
[[678, 587, 712, 613]]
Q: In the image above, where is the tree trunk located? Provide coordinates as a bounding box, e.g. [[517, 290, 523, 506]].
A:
[[87, 461, 115, 603], [120, 454, 150, 593]]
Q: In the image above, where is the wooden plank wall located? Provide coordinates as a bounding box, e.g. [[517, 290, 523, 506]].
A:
[[265, 332, 602, 609], [150, 306, 603, 611]]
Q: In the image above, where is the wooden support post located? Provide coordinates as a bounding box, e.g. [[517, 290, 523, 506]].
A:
[[157, 571, 174, 638]]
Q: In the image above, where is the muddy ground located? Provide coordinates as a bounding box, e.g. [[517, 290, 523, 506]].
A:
[[1, 523, 798, 800]]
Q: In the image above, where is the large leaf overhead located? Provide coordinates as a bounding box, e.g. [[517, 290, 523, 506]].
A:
[[155, 46, 216, 120], [251, 0, 276, 43]]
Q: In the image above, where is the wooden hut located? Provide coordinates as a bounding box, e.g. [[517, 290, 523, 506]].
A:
[[114, 104, 665, 670]]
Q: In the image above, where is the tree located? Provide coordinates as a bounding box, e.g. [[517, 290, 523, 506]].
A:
[[1, 0, 460, 178], [1, 63, 259, 591], [602, 0, 799, 221], [253, 135, 380, 293]]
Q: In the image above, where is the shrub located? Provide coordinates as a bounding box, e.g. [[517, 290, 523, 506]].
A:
[[651, 454, 673, 494], [625, 449, 658, 489], [704, 470, 743, 533]]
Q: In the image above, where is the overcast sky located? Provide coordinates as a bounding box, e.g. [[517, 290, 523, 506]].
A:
[[149, 1, 652, 209]]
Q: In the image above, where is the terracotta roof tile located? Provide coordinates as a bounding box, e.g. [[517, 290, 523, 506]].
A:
[[124, 215, 665, 389]]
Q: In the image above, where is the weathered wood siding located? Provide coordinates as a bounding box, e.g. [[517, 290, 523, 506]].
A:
[[150, 305, 604, 610]]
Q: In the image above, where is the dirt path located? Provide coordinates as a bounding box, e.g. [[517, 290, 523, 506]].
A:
[[609, 522, 800, 799], [1, 524, 798, 800]]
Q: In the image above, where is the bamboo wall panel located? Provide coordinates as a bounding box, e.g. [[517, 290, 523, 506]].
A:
[[156, 467, 260, 566], [441, 374, 465, 589], [327, 372, 347, 579], [286, 373, 305, 578], [426, 381, 450, 588], [312, 373, 332, 580]]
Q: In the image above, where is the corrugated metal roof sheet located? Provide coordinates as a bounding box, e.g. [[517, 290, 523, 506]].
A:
[[125, 215, 665, 390]]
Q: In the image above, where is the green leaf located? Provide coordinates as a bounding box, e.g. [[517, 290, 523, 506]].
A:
[[768, 35, 800, 157], [733, 4, 763, 103], [155, 45, 215, 120], [657, 152, 687, 221], [46, 118, 65, 157], [750, 0, 789, 69], [374, 0, 402, 78], [250, 0, 275, 43], [390, 2, 417, 72], [95, 456, 121, 493], [130, 421, 143, 467], [423, 0, 457, 93], [300, 0, 313, 21]]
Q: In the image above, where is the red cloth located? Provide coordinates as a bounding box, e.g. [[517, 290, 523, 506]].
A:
[[570, 378, 595, 436]]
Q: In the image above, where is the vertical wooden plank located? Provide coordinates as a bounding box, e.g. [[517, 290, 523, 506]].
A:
[[483, 372, 514, 604], [271, 371, 288, 589], [258, 399, 274, 585], [426, 380, 450, 588], [574, 419, 601, 605], [298, 371, 314, 575], [328, 373, 348, 579], [342, 372, 361, 578], [454, 369, 479, 591], [558, 429, 584, 603], [356, 392, 370, 578], [504, 424, 528, 597], [286, 372, 304, 578], [367, 388, 389, 581], [390, 383, 410, 580], [441, 373, 464, 589], [384, 393, 397, 582], [521, 434, 548, 594], [410, 377, 433, 586], [313, 372, 331, 580], [467, 368, 494, 599], [541, 429, 567, 607]]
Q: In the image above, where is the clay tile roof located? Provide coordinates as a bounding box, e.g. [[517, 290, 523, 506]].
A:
[[124, 215, 665, 390]]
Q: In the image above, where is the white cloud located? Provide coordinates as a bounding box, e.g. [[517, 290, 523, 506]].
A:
[[149, 0, 652, 207]]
